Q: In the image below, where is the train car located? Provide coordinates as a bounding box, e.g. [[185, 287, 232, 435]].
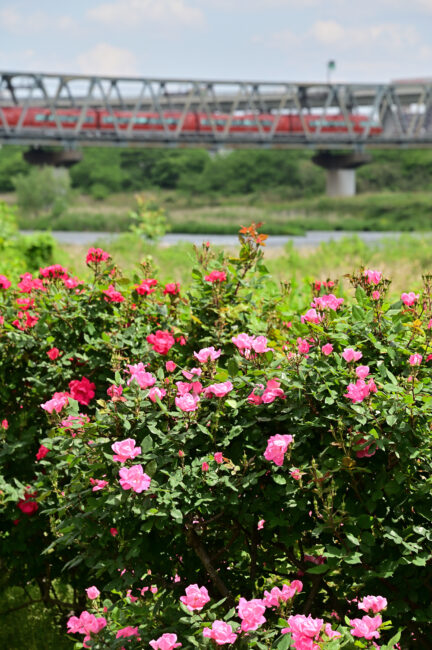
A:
[[0, 107, 382, 136]]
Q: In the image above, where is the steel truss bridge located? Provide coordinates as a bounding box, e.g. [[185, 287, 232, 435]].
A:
[[1, 71, 432, 149]]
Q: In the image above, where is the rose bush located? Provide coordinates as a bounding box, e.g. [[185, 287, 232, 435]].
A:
[[0, 224, 431, 647]]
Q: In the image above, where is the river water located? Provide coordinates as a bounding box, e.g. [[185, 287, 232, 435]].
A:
[[20, 230, 424, 248]]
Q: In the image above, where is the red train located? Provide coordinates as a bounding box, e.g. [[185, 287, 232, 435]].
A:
[[0, 107, 382, 135]]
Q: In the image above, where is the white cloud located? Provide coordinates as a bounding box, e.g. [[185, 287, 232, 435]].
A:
[[87, 0, 205, 29], [310, 20, 420, 49], [76, 43, 140, 77], [0, 8, 76, 35]]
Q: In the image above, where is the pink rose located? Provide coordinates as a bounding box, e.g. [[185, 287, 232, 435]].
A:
[[301, 308, 321, 324], [204, 381, 233, 398], [47, 347, 60, 360], [364, 269, 382, 285], [237, 597, 266, 632], [107, 384, 125, 401], [127, 363, 156, 389], [342, 348, 363, 363], [180, 584, 210, 611], [166, 361, 176, 372], [86, 586, 100, 600], [232, 333, 254, 352], [150, 633, 182, 650], [257, 519, 265, 530], [112, 438, 142, 463], [41, 391, 70, 414], [147, 330, 175, 355], [401, 291, 419, 306], [135, 278, 157, 295], [118, 465, 151, 493], [358, 595, 388, 613], [0, 274, 11, 290], [355, 365, 370, 379], [90, 478, 108, 491], [297, 337, 310, 354], [86, 247, 110, 264], [350, 615, 382, 640], [69, 377, 96, 406], [163, 282, 180, 295], [148, 386, 167, 402], [264, 434, 294, 466], [372, 290, 380, 300], [214, 452, 223, 464], [116, 626, 140, 639], [36, 444, 50, 461], [102, 285, 124, 303], [202, 462, 210, 472], [205, 270, 226, 283], [202, 621, 237, 645], [322, 343, 333, 356], [194, 346, 221, 363], [252, 336, 270, 353], [409, 353, 422, 366], [175, 393, 200, 412]]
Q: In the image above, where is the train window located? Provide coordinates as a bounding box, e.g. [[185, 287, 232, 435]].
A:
[[133, 117, 148, 124], [35, 114, 50, 122], [149, 118, 161, 125], [216, 119, 226, 126], [102, 116, 114, 124], [166, 117, 178, 125]]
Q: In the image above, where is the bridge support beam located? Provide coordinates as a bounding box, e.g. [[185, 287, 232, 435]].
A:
[[312, 152, 371, 197], [23, 147, 82, 168]]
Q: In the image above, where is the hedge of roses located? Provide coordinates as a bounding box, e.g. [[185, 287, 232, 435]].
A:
[[0, 226, 431, 648]]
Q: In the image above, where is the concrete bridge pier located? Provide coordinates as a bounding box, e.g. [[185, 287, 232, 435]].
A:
[[23, 147, 82, 167], [312, 151, 371, 197]]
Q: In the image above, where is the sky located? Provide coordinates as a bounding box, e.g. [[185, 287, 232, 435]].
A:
[[0, 0, 432, 83]]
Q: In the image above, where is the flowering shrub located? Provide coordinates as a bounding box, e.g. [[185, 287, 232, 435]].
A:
[[0, 227, 431, 647]]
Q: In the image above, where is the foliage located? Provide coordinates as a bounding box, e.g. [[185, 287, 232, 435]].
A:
[[0, 226, 431, 648], [0, 146, 30, 192], [13, 166, 72, 218], [128, 194, 169, 241], [0, 201, 57, 277]]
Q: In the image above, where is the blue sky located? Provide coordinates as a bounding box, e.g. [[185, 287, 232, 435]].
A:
[[0, 0, 431, 83]]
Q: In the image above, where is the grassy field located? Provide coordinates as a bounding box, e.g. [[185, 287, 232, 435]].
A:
[[5, 188, 432, 235], [57, 232, 432, 297]]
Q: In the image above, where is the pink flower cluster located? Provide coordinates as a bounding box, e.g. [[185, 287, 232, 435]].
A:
[[205, 270, 227, 283], [147, 330, 175, 355], [264, 434, 294, 466], [127, 363, 156, 389], [180, 584, 210, 611], [282, 615, 341, 648], [344, 378, 377, 403], [175, 393, 200, 412], [119, 465, 151, 493], [67, 611, 107, 646], [401, 291, 419, 306], [364, 269, 382, 285], [0, 274, 11, 289], [18, 272, 45, 293], [311, 293, 344, 311], [86, 247, 110, 264], [103, 284, 125, 303], [163, 282, 180, 295], [248, 379, 285, 404], [409, 353, 422, 366], [263, 580, 303, 607], [12, 310, 39, 331], [41, 391, 70, 414], [301, 308, 322, 324], [135, 278, 157, 295], [232, 333, 270, 356], [40, 264, 69, 280]]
